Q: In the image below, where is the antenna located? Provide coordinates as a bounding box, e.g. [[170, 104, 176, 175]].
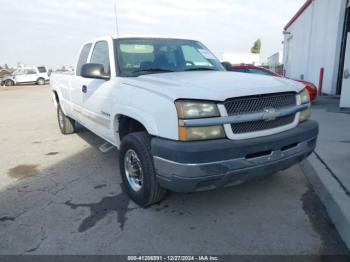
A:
[[114, 0, 119, 36]]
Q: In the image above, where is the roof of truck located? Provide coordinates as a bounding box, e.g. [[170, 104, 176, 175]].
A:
[[111, 34, 196, 41], [82, 35, 200, 46]]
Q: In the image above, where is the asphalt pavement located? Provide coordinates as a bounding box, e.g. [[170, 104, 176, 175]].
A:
[[0, 85, 348, 255]]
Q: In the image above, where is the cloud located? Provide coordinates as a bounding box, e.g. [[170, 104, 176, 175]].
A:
[[0, 0, 304, 68]]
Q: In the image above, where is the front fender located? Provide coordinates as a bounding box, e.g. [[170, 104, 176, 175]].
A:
[[111, 95, 179, 144], [113, 106, 159, 136], [110, 81, 179, 146]]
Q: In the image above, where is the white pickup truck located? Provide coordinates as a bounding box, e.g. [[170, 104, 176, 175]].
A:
[[50, 36, 318, 207]]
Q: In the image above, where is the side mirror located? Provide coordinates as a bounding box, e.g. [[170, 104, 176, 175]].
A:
[[81, 63, 110, 80], [221, 61, 232, 71]]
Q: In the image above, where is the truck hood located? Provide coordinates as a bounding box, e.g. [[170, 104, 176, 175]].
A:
[[122, 71, 304, 101]]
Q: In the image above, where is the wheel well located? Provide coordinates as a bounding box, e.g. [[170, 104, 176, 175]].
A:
[[118, 115, 147, 140], [52, 91, 59, 104]]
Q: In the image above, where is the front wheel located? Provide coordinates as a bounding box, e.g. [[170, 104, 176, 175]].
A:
[[119, 132, 166, 207], [4, 79, 15, 86], [57, 104, 75, 134]]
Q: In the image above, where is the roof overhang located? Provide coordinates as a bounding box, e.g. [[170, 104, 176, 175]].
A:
[[284, 0, 313, 31]]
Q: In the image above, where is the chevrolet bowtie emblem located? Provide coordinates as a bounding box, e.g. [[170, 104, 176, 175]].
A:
[[262, 107, 280, 121]]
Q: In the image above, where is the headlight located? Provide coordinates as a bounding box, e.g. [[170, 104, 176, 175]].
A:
[[175, 100, 225, 141], [179, 126, 225, 141], [298, 88, 311, 122], [175, 100, 220, 119], [298, 88, 310, 104]]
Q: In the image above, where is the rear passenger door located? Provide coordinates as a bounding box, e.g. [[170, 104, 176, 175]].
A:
[[25, 68, 38, 82]]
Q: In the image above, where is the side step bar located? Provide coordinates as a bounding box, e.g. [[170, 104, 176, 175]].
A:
[[99, 142, 115, 153]]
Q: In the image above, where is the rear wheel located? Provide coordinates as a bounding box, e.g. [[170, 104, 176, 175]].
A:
[[57, 104, 75, 134], [4, 79, 14, 86], [37, 78, 45, 85], [119, 132, 166, 207]]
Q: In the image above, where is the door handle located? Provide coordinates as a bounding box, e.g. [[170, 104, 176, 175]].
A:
[[82, 85, 87, 93], [344, 69, 350, 79]]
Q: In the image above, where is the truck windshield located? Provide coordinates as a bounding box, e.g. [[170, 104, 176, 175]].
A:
[[114, 38, 225, 77]]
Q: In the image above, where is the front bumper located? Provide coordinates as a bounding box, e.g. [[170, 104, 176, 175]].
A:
[[152, 120, 318, 192]]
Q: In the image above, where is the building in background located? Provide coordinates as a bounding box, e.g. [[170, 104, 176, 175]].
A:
[[267, 51, 283, 75], [222, 52, 261, 65], [282, 0, 350, 108]]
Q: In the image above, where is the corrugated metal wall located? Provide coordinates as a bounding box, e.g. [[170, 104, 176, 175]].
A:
[[283, 0, 347, 94]]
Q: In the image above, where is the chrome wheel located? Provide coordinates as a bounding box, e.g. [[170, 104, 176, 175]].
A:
[[124, 149, 143, 192], [58, 108, 64, 129], [5, 80, 14, 86]]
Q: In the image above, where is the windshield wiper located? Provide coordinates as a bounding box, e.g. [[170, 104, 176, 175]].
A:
[[185, 67, 216, 71], [133, 68, 175, 74]]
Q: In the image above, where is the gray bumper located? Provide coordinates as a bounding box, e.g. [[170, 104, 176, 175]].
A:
[[152, 120, 318, 192]]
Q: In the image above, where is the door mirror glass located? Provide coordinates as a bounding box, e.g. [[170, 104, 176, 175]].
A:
[[81, 63, 110, 80]]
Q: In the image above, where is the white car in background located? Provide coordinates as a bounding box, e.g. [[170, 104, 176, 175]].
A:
[[2, 66, 49, 86]]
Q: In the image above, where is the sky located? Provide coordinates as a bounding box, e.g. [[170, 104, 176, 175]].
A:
[[0, 0, 305, 68]]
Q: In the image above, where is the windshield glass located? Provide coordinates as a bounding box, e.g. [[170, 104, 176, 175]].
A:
[[114, 38, 225, 77]]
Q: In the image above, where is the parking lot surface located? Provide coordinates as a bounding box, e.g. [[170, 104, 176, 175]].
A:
[[0, 85, 348, 255]]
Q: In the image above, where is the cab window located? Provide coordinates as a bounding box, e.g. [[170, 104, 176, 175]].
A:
[[90, 41, 110, 76], [26, 69, 37, 74], [76, 43, 92, 76], [14, 69, 25, 75]]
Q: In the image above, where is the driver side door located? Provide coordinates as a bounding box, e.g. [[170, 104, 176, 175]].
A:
[[80, 40, 114, 142]]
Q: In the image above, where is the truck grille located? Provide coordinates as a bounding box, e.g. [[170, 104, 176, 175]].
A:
[[224, 92, 296, 134], [230, 115, 295, 134]]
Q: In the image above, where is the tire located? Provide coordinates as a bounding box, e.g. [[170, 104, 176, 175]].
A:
[[4, 79, 14, 86], [57, 104, 75, 134], [37, 78, 45, 85], [119, 132, 166, 207]]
